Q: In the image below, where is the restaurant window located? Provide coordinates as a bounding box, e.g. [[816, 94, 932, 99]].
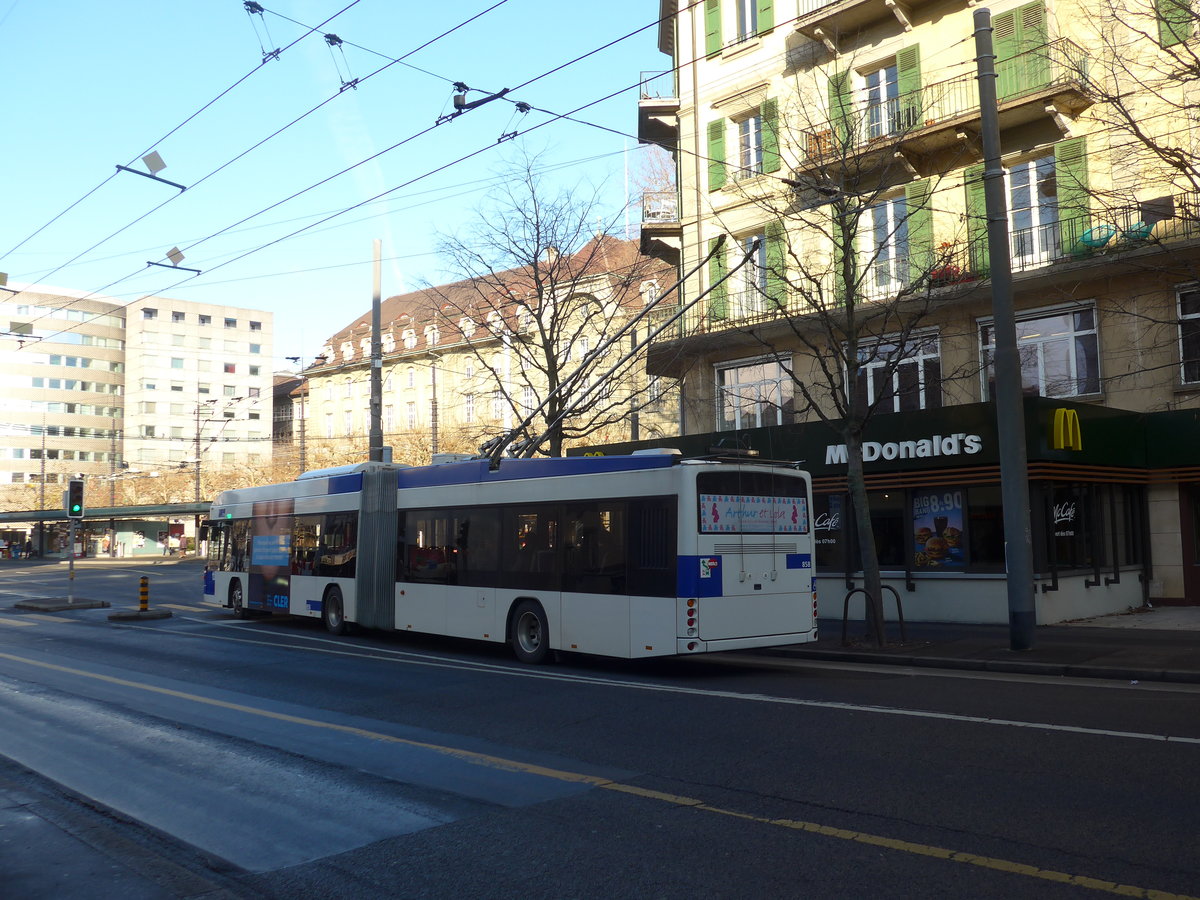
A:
[[981, 305, 1100, 398]]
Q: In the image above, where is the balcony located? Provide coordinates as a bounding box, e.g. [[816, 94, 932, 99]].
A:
[[637, 70, 679, 149], [640, 190, 682, 263], [796, 0, 947, 52], [798, 40, 1095, 174], [646, 193, 1197, 367]]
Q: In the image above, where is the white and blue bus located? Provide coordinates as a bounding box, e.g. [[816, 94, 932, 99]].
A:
[[202, 451, 817, 663]]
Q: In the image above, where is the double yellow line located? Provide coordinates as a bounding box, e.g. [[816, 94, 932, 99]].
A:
[[0, 649, 1192, 900]]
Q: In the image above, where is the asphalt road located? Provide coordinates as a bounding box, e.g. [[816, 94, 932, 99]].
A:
[[0, 560, 1198, 899]]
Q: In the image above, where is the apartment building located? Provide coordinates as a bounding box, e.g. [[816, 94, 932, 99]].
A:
[[123, 299, 274, 472], [618, 0, 1200, 617], [0, 285, 274, 511], [299, 237, 679, 468]]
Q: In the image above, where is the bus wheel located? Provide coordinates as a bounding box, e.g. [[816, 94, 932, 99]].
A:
[[510, 600, 549, 664], [229, 580, 247, 619], [322, 586, 347, 636]]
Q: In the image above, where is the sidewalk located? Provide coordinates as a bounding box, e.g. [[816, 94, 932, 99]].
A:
[[759, 606, 1200, 683]]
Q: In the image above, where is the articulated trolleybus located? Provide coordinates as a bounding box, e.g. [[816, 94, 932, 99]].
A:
[[203, 451, 818, 663]]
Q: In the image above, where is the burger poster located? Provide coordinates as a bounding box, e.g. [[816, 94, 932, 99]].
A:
[[912, 489, 965, 569]]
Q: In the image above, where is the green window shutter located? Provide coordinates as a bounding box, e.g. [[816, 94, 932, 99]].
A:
[[995, 3, 1049, 100], [708, 118, 727, 191], [964, 164, 989, 276], [757, 0, 774, 33], [1055, 137, 1090, 249], [896, 45, 922, 127], [765, 220, 786, 309], [1157, 0, 1192, 47], [761, 98, 781, 173], [828, 70, 853, 148], [832, 211, 852, 305], [705, 0, 723, 57], [905, 179, 934, 277], [708, 238, 729, 322]]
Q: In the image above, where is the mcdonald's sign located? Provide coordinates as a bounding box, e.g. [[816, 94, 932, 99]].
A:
[[1050, 408, 1083, 451]]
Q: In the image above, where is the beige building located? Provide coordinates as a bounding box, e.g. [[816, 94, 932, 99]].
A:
[[0, 285, 274, 513], [623, 0, 1200, 616], [297, 237, 680, 469]]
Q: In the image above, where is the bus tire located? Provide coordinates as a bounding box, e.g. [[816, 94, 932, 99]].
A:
[[509, 599, 550, 665], [322, 586, 347, 636], [229, 579, 247, 619]]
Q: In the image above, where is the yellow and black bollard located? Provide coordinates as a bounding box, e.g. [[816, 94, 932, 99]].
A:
[[108, 574, 172, 621]]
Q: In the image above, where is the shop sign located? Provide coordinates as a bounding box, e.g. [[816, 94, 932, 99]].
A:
[[912, 489, 966, 569], [1054, 499, 1077, 538], [825, 432, 984, 466]]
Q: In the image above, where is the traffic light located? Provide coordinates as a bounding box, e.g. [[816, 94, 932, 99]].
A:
[[66, 479, 85, 519]]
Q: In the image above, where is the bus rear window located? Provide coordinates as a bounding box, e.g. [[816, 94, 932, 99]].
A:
[[697, 470, 809, 534]]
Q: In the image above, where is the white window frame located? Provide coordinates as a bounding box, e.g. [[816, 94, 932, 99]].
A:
[[715, 356, 792, 430], [1179, 285, 1200, 384], [735, 112, 764, 180], [861, 197, 909, 295], [1009, 154, 1059, 266], [861, 62, 900, 140], [980, 303, 1101, 399], [855, 332, 941, 413]]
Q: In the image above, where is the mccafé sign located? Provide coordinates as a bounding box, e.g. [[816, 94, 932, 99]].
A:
[[825, 432, 984, 466]]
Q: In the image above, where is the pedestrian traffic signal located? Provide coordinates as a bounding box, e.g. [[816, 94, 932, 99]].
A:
[[66, 479, 84, 519]]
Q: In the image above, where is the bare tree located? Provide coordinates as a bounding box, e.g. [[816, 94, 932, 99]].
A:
[[430, 151, 674, 457]]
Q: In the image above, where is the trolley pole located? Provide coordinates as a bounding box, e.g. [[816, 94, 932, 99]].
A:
[[974, 8, 1037, 649]]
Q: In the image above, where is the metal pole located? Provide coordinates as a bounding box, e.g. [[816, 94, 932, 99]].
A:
[[369, 239, 384, 462], [299, 379, 308, 474], [67, 518, 76, 604], [974, 8, 1037, 650], [430, 360, 439, 456]]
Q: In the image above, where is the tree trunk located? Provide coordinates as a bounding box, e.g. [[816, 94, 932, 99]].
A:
[[844, 427, 887, 647]]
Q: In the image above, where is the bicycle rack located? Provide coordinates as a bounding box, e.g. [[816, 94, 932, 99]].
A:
[[842, 585, 906, 645]]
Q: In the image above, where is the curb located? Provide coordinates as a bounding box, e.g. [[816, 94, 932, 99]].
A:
[[107, 609, 173, 621], [753, 647, 1200, 684]]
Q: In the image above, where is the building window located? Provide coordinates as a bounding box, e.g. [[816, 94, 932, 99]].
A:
[[736, 112, 763, 179], [522, 386, 536, 414], [862, 63, 900, 140], [981, 305, 1100, 398], [143, 308, 157, 320], [199, 314, 211, 325], [732, 233, 767, 318], [1180, 286, 1200, 384], [171, 357, 184, 369], [249, 365, 260, 376], [493, 391, 504, 419], [856, 334, 942, 413], [224, 318, 237, 329], [325, 414, 334, 438], [224, 363, 236, 374], [406, 401, 416, 429], [224, 385, 237, 396], [407, 367, 415, 388], [198, 383, 211, 394], [1009, 155, 1058, 266], [716, 358, 793, 430], [248, 387, 260, 398], [383, 405, 394, 431], [863, 197, 909, 293], [403, 330, 417, 349], [343, 410, 353, 435], [464, 393, 475, 424], [425, 325, 440, 346], [465, 359, 474, 379], [172, 311, 185, 323], [735, 0, 757, 41], [249, 320, 262, 331], [249, 343, 261, 354]]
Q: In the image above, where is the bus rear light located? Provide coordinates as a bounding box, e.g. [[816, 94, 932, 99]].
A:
[[687, 627, 696, 636], [687, 641, 697, 651], [687, 598, 696, 609]]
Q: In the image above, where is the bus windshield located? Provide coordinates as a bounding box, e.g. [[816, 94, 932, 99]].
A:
[[697, 470, 810, 535]]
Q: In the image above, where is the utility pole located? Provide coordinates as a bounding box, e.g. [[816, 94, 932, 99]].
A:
[[369, 239, 385, 462], [974, 8, 1037, 650]]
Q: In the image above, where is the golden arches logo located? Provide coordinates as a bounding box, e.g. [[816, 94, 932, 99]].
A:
[[1050, 408, 1083, 451]]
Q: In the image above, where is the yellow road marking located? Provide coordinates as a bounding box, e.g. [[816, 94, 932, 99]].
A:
[[0, 618, 38, 628], [0, 647, 1193, 900]]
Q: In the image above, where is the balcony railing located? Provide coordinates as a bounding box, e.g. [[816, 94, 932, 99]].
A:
[[639, 70, 678, 102], [642, 190, 680, 224], [803, 39, 1091, 163], [654, 194, 1199, 339]]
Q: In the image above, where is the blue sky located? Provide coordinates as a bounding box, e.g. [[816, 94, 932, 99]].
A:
[[0, 0, 669, 365]]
